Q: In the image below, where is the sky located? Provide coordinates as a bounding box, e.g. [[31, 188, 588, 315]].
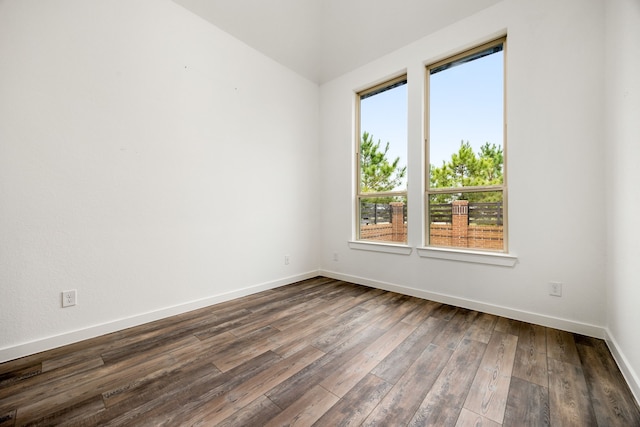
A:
[[360, 50, 503, 191], [360, 84, 407, 190]]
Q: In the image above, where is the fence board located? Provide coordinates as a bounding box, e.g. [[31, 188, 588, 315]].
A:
[[429, 202, 502, 226], [430, 204, 452, 223], [360, 203, 394, 225], [469, 202, 503, 226]]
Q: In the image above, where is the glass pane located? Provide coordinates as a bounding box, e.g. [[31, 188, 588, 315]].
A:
[[360, 81, 407, 193], [428, 191, 503, 250], [359, 196, 407, 243], [429, 47, 503, 189]]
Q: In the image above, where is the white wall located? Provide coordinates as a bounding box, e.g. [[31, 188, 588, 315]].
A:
[[319, 0, 607, 335], [605, 0, 640, 402], [0, 0, 319, 361]]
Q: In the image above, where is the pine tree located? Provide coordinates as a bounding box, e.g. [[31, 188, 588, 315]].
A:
[[360, 131, 406, 193], [430, 141, 503, 203]]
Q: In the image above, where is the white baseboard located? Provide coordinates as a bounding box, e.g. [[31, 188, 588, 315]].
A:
[[321, 270, 640, 405], [320, 269, 606, 339], [0, 271, 320, 364], [8, 269, 635, 406], [605, 329, 640, 407]]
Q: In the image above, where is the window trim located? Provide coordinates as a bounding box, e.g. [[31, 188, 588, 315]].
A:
[[425, 36, 508, 253], [416, 246, 517, 267], [355, 74, 408, 244], [348, 240, 413, 256]]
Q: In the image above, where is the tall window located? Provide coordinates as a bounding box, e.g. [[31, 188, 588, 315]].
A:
[[356, 76, 408, 244], [426, 38, 506, 251]]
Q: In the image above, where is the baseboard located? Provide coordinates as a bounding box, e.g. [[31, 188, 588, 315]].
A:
[[0, 271, 320, 364], [605, 329, 640, 407], [320, 269, 606, 339]]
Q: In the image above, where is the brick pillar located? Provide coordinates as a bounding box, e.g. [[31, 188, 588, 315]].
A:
[[390, 202, 405, 242], [451, 200, 469, 247]]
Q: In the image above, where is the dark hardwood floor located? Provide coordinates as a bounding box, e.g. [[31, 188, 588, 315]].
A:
[[1, 277, 639, 426]]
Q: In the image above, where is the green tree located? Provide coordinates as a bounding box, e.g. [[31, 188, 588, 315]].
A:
[[430, 140, 503, 203], [360, 131, 407, 193]]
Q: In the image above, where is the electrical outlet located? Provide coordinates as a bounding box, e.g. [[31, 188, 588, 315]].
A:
[[284, 255, 290, 265], [62, 290, 77, 307], [333, 252, 339, 262], [549, 282, 562, 297]]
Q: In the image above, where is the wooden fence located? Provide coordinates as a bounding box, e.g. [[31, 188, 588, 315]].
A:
[[430, 201, 503, 226], [359, 201, 503, 249], [360, 201, 502, 226], [360, 202, 407, 225]]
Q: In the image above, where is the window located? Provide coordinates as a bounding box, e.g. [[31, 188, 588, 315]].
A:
[[356, 76, 408, 244], [426, 38, 507, 251]]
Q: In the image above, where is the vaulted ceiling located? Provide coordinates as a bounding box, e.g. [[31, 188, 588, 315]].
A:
[[172, 0, 502, 84]]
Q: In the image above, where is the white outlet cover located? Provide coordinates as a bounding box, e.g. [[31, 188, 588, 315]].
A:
[[62, 290, 77, 307], [549, 282, 562, 297]]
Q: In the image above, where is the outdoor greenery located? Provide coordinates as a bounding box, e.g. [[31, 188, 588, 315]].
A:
[[430, 141, 503, 203], [360, 131, 406, 193], [359, 134, 504, 206]]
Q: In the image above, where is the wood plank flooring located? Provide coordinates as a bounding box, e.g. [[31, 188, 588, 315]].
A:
[[1, 276, 639, 426]]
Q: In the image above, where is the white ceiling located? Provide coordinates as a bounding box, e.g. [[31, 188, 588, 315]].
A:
[[172, 0, 502, 84]]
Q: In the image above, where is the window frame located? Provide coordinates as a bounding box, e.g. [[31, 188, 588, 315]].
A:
[[355, 74, 408, 244], [425, 37, 508, 252]]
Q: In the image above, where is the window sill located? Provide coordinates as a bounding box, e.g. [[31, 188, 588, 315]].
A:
[[348, 241, 413, 255], [416, 247, 517, 267]]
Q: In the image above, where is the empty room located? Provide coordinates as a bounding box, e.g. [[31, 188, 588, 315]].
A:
[[1, 0, 639, 425]]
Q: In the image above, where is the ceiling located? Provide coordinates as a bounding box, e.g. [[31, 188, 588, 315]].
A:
[[172, 0, 502, 84]]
